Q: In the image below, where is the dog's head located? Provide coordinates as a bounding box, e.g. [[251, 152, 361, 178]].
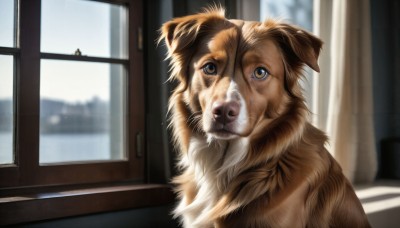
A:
[[160, 8, 322, 144]]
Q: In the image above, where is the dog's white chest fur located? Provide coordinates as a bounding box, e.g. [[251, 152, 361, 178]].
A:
[[175, 135, 249, 227]]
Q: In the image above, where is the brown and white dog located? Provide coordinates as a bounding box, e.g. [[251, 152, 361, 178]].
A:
[[159, 8, 370, 228]]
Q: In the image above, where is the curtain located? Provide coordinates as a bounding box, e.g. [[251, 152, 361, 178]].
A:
[[312, 0, 377, 183]]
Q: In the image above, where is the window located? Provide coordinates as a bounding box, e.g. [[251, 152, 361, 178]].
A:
[[260, 0, 315, 107], [0, 0, 145, 190], [0, 0, 17, 165], [260, 0, 313, 31], [39, 60, 127, 163], [0, 1, 176, 226], [40, 0, 128, 163], [0, 55, 14, 165]]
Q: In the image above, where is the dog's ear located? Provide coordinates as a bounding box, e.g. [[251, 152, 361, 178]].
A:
[[159, 16, 202, 55], [159, 8, 225, 56], [266, 21, 323, 73]]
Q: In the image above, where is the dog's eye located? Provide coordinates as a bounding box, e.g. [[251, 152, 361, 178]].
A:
[[202, 63, 217, 75], [252, 67, 269, 80]]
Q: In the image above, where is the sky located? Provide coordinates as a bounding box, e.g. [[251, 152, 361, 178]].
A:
[[0, 0, 127, 103], [260, 0, 313, 31]]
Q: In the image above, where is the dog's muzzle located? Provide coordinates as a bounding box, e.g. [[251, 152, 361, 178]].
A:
[[206, 99, 242, 139]]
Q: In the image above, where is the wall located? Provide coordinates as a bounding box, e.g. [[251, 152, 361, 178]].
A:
[[371, 0, 400, 177]]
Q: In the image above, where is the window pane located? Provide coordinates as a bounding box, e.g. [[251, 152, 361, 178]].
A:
[[260, 0, 313, 31], [0, 55, 14, 165], [41, 0, 128, 59], [40, 60, 126, 163], [0, 0, 16, 47]]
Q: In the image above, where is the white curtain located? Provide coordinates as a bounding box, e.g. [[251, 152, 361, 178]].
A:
[[312, 0, 377, 183]]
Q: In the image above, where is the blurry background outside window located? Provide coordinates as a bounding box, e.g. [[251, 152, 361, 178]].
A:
[[39, 0, 128, 163], [0, 0, 17, 165]]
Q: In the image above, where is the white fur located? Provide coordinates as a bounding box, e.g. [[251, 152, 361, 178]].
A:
[[175, 135, 249, 227], [175, 81, 250, 227], [226, 80, 248, 134], [203, 80, 249, 141]]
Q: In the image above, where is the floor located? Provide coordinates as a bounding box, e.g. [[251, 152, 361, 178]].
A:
[[356, 180, 400, 228]]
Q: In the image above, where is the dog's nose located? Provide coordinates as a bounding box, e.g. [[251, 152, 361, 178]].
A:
[[212, 101, 240, 124]]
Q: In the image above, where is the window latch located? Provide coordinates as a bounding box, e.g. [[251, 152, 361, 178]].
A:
[[137, 27, 143, 51], [74, 48, 82, 56]]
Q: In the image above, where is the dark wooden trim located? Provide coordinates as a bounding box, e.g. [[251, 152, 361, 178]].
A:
[[16, 0, 41, 186], [92, 0, 131, 5], [0, 47, 20, 55], [0, 166, 18, 187], [36, 161, 143, 186], [0, 184, 175, 226], [41, 52, 129, 64], [128, 0, 146, 180]]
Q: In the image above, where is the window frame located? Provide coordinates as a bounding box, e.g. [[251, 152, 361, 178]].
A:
[[0, 0, 177, 226], [0, 0, 145, 188]]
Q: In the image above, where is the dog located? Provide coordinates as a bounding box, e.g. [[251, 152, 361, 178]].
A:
[[159, 7, 371, 228]]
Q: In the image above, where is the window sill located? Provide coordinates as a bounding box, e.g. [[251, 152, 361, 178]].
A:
[[0, 183, 175, 226]]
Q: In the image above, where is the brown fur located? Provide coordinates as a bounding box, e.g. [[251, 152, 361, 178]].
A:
[[160, 7, 370, 228]]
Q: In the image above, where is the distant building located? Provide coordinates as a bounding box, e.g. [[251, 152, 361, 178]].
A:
[[40, 98, 109, 134]]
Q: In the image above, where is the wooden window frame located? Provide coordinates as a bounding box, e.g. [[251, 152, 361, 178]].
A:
[[0, 0, 144, 187], [0, 0, 174, 226]]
